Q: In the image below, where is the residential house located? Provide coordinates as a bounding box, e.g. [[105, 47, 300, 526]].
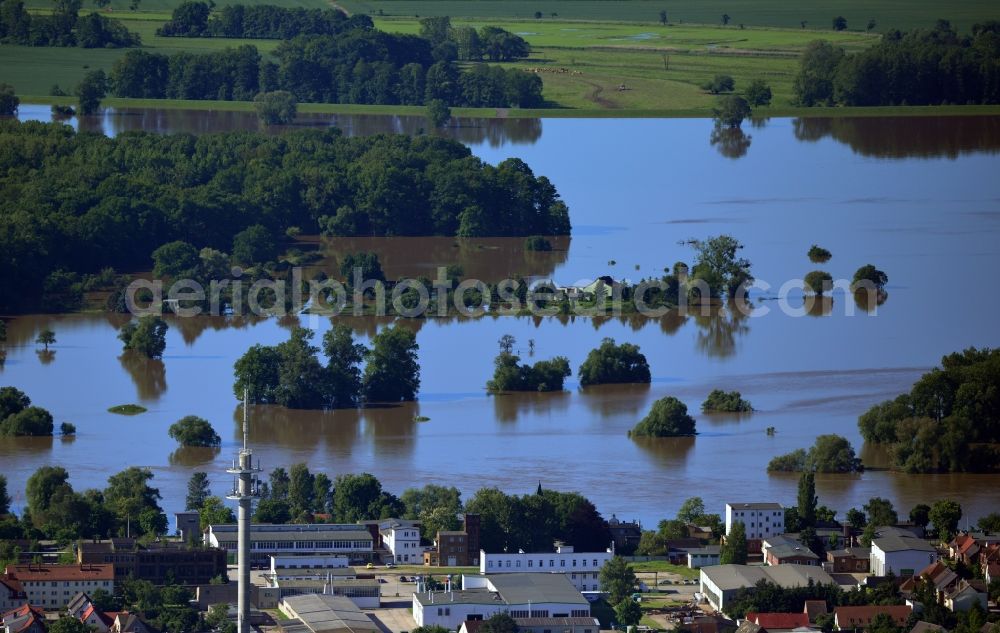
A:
[[743, 612, 811, 632], [725, 504, 785, 553], [949, 534, 980, 564], [943, 579, 987, 613], [763, 536, 819, 567], [67, 593, 113, 633], [412, 573, 591, 629], [1, 604, 46, 633], [916, 561, 959, 597], [870, 536, 937, 576], [0, 576, 26, 613], [3, 564, 114, 610], [699, 565, 836, 612], [908, 622, 945, 633], [803, 600, 828, 623], [826, 548, 870, 574], [833, 605, 912, 630], [109, 614, 157, 633], [479, 544, 612, 592]]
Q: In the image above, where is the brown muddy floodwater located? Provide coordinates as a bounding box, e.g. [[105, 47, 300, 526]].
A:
[[3, 111, 1000, 526]]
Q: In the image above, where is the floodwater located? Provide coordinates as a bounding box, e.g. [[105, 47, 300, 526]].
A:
[[3, 109, 1000, 528]]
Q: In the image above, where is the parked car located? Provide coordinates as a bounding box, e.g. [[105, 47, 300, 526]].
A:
[[385, 562, 397, 568], [365, 563, 374, 569]]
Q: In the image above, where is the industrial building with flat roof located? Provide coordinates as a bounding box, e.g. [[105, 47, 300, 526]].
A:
[[413, 573, 590, 629], [205, 524, 374, 565], [699, 564, 836, 611], [279, 593, 380, 633]]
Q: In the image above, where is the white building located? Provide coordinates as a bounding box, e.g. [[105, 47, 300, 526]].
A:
[[699, 564, 835, 612], [870, 536, 937, 576], [725, 503, 784, 541], [478, 545, 612, 592], [380, 521, 422, 564], [3, 565, 114, 610], [269, 555, 350, 579], [686, 546, 721, 569], [412, 573, 591, 630], [205, 524, 374, 564]]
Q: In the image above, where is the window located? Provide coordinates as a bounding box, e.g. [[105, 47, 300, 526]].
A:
[[549, 560, 554, 567], [528, 560, 533, 568], [505, 561, 511, 568], [593, 559, 598, 566], [572, 559, 577, 567], [488, 561, 494, 568], [560, 560, 565, 567], [516, 561, 521, 568]]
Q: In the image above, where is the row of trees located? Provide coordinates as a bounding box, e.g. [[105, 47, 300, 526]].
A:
[[794, 21, 1000, 107], [418, 16, 531, 63], [233, 325, 419, 408], [0, 0, 139, 47], [858, 347, 1000, 472], [0, 465, 168, 542], [0, 120, 568, 311], [158, 2, 371, 38], [767, 434, 863, 473], [108, 27, 543, 107]]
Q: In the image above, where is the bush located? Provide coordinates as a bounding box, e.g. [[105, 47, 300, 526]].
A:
[[60, 422, 76, 435], [487, 350, 571, 392], [804, 270, 834, 295], [578, 338, 650, 387], [807, 245, 832, 263], [714, 95, 751, 128], [703, 74, 735, 94], [0, 84, 20, 116], [744, 78, 772, 107], [767, 435, 862, 473], [0, 406, 54, 437], [168, 416, 221, 447], [702, 389, 753, 413], [632, 396, 696, 437]]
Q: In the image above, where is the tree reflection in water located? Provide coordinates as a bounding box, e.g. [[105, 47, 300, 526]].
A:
[[804, 295, 834, 317], [118, 351, 167, 401], [692, 301, 751, 358], [169, 445, 220, 467], [493, 390, 571, 423], [577, 383, 651, 419], [854, 289, 888, 313], [36, 350, 55, 365], [631, 435, 695, 467], [710, 125, 752, 159]]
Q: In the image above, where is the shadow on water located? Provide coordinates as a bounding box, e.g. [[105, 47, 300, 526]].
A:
[[793, 116, 1000, 158], [492, 390, 571, 423], [119, 351, 167, 402]]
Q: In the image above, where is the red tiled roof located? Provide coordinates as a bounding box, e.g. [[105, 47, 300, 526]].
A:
[[1, 604, 46, 633], [0, 574, 24, 593], [746, 613, 811, 629], [834, 606, 912, 627], [5, 564, 114, 581]]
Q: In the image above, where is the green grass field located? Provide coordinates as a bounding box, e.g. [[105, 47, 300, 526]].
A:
[[343, 0, 1000, 32], [3, 0, 1000, 117]]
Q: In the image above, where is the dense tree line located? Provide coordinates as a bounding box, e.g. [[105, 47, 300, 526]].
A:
[[465, 486, 612, 553], [0, 121, 568, 311], [767, 434, 863, 473], [110, 25, 543, 107], [858, 347, 1000, 472], [418, 16, 531, 63], [0, 0, 139, 47], [158, 2, 371, 39], [794, 21, 1000, 107]]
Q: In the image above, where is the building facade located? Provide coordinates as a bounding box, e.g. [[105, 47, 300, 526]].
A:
[[77, 539, 226, 585], [699, 564, 835, 612], [205, 524, 374, 565], [479, 545, 611, 592], [4, 564, 114, 609], [725, 503, 785, 550], [0, 575, 25, 614], [380, 521, 422, 564], [413, 574, 591, 630], [870, 537, 937, 577]]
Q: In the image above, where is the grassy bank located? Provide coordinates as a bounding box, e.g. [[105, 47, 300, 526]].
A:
[[341, 0, 1000, 32]]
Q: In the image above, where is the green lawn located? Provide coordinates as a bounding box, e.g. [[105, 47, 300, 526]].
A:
[[630, 560, 700, 578], [343, 0, 1000, 32]]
